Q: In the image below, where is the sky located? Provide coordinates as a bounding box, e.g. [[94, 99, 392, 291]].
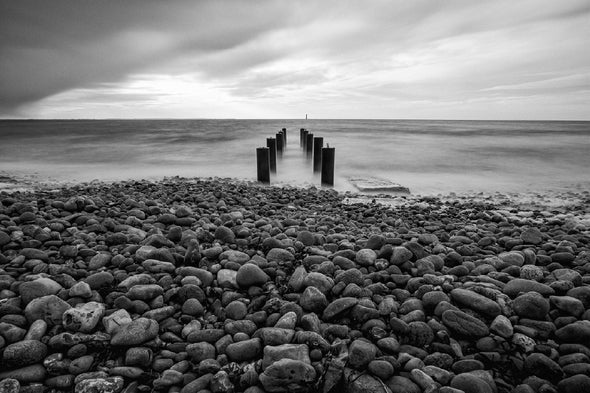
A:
[[1, 0, 589, 120]]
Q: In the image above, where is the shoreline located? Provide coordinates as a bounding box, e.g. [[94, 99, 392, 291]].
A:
[[0, 177, 589, 392]]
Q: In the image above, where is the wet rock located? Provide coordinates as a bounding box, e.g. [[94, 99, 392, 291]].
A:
[[490, 315, 513, 338], [1, 340, 47, 368], [126, 284, 163, 300], [19, 277, 62, 305], [262, 344, 311, 369], [110, 318, 159, 346], [0, 379, 19, 393], [187, 342, 216, 362], [442, 309, 489, 337], [24, 294, 72, 326], [259, 359, 316, 393], [513, 292, 550, 320], [557, 375, 590, 393], [323, 297, 358, 321], [356, 249, 377, 266], [215, 225, 235, 243], [63, 301, 105, 333], [102, 309, 132, 334], [524, 353, 563, 381], [299, 286, 328, 313], [550, 295, 585, 317], [236, 263, 269, 288], [450, 288, 501, 317], [266, 248, 294, 263], [74, 377, 124, 393], [555, 320, 590, 343], [348, 339, 377, 369], [503, 279, 555, 298], [0, 364, 46, 383], [450, 372, 493, 393], [225, 338, 262, 362], [345, 369, 389, 393]]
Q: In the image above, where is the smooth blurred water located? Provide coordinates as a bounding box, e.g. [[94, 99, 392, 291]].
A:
[[0, 119, 589, 195]]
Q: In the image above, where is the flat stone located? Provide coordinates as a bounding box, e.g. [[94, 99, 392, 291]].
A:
[[110, 318, 159, 346], [520, 228, 543, 244], [63, 301, 105, 333], [524, 353, 563, 382], [102, 309, 132, 335], [1, 340, 47, 368], [557, 375, 590, 393], [442, 310, 489, 337], [126, 284, 163, 300], [550, 295, 585, 317], [450, 373, 493, 393], [219, 250, 250, 264], [450, 288, 501, 317], [262, 344, 310, 369], [503, 279, 554, 298], [555, 320, 590, 344], [266, 248, 294, 263], [225, 338, 262, 362], [0, 364, 47, 383], [19, 278, 62, 305], [24, 294, 72, 326], [259, 359, 316, 393], [323, 297, 359, 321]]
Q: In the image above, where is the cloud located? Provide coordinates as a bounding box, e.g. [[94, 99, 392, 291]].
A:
[[1, 0, 589, 119]]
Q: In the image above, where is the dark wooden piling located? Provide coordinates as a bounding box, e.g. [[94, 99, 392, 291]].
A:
[[256, 147, 270, 183], [306, 133, 314, 158], [282, 128, 287, 145], [300, 128, 305, 147], [302, 130, 309, 151], [275, 132, 283, 156], [321, 146, 335, 186], [313, 137, 323, 173], [266, 138, 277, 174]]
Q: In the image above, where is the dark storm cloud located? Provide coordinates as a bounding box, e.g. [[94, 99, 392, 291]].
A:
[[0, 0, 291, 111]]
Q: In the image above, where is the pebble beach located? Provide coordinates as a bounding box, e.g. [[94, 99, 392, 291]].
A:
[[0, 177, 589, 393]]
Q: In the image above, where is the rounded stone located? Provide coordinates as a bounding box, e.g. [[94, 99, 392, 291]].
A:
[[513, 292, 549, 320], [299, 286, 328, 313], [110, 318, 159, 346], [236, 263, 269, 288], [442, 310, 489, 337], [356, 249, 377, 266], [348, 339, 377, 369], [450, 373, 493, 393], [1, 340, 47, 368]]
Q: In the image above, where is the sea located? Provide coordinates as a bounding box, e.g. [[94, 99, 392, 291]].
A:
[[0, 119, 589, 195]]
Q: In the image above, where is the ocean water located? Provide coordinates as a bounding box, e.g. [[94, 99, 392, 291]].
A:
[[0, 119, 589, 195]]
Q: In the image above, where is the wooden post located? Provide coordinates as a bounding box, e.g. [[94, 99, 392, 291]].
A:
[[256, 147, 270, 184], [275, 132, 283, 156], [300, 128, 305, 147], [302, 130, 309, 151], [282, 128, 287, 145], [306, 133, 314, 158], [266, 138, 277, 174], [313, 137, 323, 173], [321, 146, 335, 186]]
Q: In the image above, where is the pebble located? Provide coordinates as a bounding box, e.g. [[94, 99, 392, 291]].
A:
[[442, 310, 489, 337], [450, 288, 501, 317], [236, 263, 269, 287], [259, 359, 316, 393], [513, 292, 550, 320], [2, 178, 589, 393], [110, 318, 159, 346]]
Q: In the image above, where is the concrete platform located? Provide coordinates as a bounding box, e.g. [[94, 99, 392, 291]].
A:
[[348, 177, 410, 193]]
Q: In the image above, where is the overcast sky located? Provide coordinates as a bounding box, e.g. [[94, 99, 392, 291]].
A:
[[1, 0, 589, 120]]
